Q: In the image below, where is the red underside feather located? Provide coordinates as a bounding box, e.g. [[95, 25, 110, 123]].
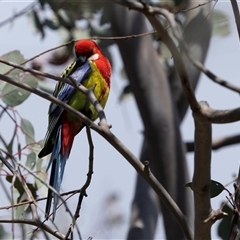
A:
[[61, 112, 80, 157]]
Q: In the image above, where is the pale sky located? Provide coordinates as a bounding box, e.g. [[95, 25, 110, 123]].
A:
[[0, 1, 240, 239]]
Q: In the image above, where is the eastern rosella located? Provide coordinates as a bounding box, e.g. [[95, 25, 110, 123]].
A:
[[38, 39, 111, 219]]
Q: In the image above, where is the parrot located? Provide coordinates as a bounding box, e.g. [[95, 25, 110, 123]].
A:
[[38, 39, 111, 220]]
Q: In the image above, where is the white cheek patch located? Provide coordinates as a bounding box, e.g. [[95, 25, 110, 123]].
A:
[[88, 53, 99, 61]]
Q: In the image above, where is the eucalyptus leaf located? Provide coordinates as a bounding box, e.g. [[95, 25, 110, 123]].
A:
[[6, 131, 15, 155], [0, 81, 6, 92], [212, 10, 230, 37], [44, 18, 59, 30], [21, 118, 35, 144], [27, 141, 43, 153], [6, 175, 24, 196], [0, 224, 7, 239], [32, 9, 45, 39], [0, 50, 24, 78], [15, 193, 29, 218], [35, 171, 48, 190], [1, 75, 38, 106], [119, 84, 132, 102], [26, 152, 36, 170], [36, 158, 43, 172], [210, 180, 225, 198], [217, 204, 232, 239], [185, 180, 225, 198]]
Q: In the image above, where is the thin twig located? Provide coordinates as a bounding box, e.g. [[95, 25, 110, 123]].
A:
[[186, 53, 240, 94], [3, 31, 157, 76], [0, 219, 64, 240], [0, 149, 76, 227], [180, 0, 213, 13], [0, 188, 81, 210], [0, 2, 37, 28], [64, 127, 94, 239], [0, 72, 193, 240], [115, 0, 200, 115], [230, 0, 240, 43], [0, 59, 71, 84], [186, 134, 240, 152]]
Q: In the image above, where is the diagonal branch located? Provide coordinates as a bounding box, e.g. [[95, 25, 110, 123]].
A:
[[230, 0, 240, 43], [0, 2, 37, 28], [184, 49, 240, 94], [0, 72, 193, 240]]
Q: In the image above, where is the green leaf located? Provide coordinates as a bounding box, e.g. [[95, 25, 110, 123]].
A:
[[26, 182, 38, 199], [185, 182, 193, 190], [44, 18, 59, 30], [39, 0, 46, 8], [212, 10, 230, 37], [1, 75, 38, 106], [15, 193, 29, 218], [35, 171, 48, 190], [0, 81, 6, 93], [217, 204, 232, 239], [119, 84, 132, 102], [17, 142, 21, 161], [172, 0, 184, 7], [21, 118, 35, 145], [32, 9, 45, 39], [36, 158, 43, 172], [185, 180, 225, 198], [7, 129, 17, 155], [27, 141, 43, 154], [38, 81, 54, 94], [210, 180, 225, 198], [0, 50, 25, 78], [0, 224, 7, 239], [6, 175, 24, 196], [26, 152, 36, 170], [56, 8, 75, 30]]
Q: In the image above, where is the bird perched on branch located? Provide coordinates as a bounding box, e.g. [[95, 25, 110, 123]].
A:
[[38, 39, 111, 220]]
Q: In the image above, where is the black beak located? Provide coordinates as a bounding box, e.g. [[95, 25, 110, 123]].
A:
[[77, 55, 87, 65]]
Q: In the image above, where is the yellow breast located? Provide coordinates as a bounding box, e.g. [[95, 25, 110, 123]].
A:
[[67, 61, 110, 121]]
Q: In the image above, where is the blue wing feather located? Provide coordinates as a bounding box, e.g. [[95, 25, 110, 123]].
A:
[[38, 61, 91, 158], [43, 61, 92, 219]]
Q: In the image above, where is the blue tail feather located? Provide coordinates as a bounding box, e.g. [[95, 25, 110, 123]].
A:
[[45, 126, 67, 220]]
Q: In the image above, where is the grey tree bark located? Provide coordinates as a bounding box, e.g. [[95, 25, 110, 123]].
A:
[[105, 3, 191, 239], [102, 0, 212, 238]]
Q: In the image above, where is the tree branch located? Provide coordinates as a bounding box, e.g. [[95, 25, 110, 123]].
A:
[[193, 101, 212, 239], [0, 2, 37, 28], [115, 0, 200, 112], [64, 127, 94, 239], [230, 0, 240, 43], [0, 70, 192, 239], [186, 134, 240, 152], [186, 54, 240, 94], [0, 219, 64, 239]]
